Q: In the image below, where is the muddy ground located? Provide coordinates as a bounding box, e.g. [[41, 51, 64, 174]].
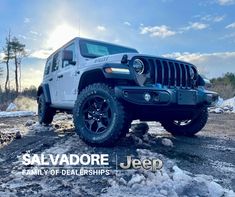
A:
[[0, 113, 234, 196]]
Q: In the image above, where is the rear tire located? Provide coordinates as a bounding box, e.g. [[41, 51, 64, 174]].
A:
[[160, 108, 208, 136], [38, 93, 54, 125], [73, 83, 129, 146]]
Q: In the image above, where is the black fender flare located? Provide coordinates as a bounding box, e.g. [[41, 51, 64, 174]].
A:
[[78, 64, 135, 92], [37, 84, 51, 104]]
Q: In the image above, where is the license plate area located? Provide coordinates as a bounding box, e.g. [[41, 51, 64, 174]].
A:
[[178, 90, 197, 105]]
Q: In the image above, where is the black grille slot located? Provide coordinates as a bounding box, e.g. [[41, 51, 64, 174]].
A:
[[146, 59, 155, 84], [156, 60, 162, 84], [174, 63, 181, 86], [162, 61, 169, 86], [185, 65, 191, 87], [140, 57, 197, 88], [169, 62, 175, 86], [181, 64, 186, 87]]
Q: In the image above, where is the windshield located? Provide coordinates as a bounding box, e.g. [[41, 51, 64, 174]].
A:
[[79, 39, 138, 58]]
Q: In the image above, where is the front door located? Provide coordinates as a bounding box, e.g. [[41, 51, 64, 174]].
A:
[[56, 42, 80, 107]]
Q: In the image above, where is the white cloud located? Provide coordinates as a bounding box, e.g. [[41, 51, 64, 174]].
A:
[[201, 15, 225, 22], [220, 32, 235, 41], [30, 48, 53, 59], [24, 17, 31, 23], [140, 25, 176, 38], [97, 25, 106, 31], [18, 34, 27, 40], [213, 15, 226, 22], [226, 22, 235, 29], [182, 22, 208, 31], [163, 51, 235, 78], [30, 30, 39, 35], [124, 21, 131, 26], [217, 0, 235, 5]]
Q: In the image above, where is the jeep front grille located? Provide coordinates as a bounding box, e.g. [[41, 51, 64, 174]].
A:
[[144, 58, 197, 88]]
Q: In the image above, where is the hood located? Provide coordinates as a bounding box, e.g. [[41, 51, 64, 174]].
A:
[[83, 53, 138, 67], [83, 53, 193, 67]]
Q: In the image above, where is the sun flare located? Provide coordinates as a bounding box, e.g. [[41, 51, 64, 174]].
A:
[[46, 24, 79, 50]]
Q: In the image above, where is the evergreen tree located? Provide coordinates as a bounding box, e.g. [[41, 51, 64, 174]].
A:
[[2, 31, 13, 93], [9, 37, 27, 94]]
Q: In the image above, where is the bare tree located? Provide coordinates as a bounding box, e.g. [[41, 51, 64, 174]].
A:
[[9, 37, 27, 94]]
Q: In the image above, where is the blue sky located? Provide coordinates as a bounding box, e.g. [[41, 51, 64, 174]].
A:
[[0, 0, 235, 88]]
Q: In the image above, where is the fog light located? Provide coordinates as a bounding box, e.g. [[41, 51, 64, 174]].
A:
[[123, 91, 128, 97], [144, 93, 151, 102], [153, 94, 160, 102]]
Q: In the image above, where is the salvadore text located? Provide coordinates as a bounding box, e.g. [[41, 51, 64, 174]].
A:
[[22, 154, 109, 166]]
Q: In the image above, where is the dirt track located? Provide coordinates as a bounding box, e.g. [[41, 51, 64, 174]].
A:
[[0, 113, 234, 196]]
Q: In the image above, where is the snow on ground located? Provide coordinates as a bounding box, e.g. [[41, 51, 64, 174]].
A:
[[102, 149, 235, 197], [161, 138, 173, 147], [0, 111, 35, 118], [209, 96, 235, 114], [0, 96, 37, 118], [6, 103, 17, 112], [1, 113, 234, 196]]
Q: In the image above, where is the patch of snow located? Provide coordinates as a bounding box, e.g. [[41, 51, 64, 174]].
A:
[[148, 122, 166, 135], [102, 149, 235, 197], [206, 181, 224, 197], [127, 174, 145, 186], [0, 111, 35, 118], [222, 97, 235, 108], [25, 119, 35, 127], [6, 103, 17, 112], [210, 96, 235, 114], [0, 128, 20, 134], [53, 113, 73, 121], [161, 138, 173, 147], [209, 108, 224, 114], [28, 122, 53, 134]]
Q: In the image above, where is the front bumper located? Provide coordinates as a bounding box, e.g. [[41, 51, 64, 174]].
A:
[[115, 86, 218, 106]]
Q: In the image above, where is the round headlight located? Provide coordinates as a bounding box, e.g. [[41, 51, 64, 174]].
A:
[[133, 59, 145, 75]]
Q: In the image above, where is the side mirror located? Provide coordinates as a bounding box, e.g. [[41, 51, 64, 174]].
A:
[[62, 50, 76, 65]]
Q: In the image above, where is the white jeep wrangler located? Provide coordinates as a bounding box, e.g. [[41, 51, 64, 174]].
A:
[[37, 37, 218, 146]]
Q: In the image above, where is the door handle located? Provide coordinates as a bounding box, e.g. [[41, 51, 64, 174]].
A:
[[57, 74, 63, 78], [49, 78, 53, 81]]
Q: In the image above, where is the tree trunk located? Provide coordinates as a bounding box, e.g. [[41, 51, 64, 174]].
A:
[[4, 31, 11, 93], [14, 57, 19, 94], [4, 60, 10, 93]]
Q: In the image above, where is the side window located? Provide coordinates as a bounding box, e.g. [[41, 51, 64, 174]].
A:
[[63, 43, 76, 68], [44, 60, 51, 75], [52, 52, 60, 72]]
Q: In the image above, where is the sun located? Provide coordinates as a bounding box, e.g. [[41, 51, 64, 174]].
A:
[[46, 23, 79, 50]]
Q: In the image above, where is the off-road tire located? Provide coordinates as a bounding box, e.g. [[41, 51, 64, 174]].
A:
[[73, 83, 129, 146], [160, 108, 208, 136], [38, 93, 54, 125]]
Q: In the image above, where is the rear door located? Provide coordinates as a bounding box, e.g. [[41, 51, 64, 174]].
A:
[[49, 52, 61, 105]]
